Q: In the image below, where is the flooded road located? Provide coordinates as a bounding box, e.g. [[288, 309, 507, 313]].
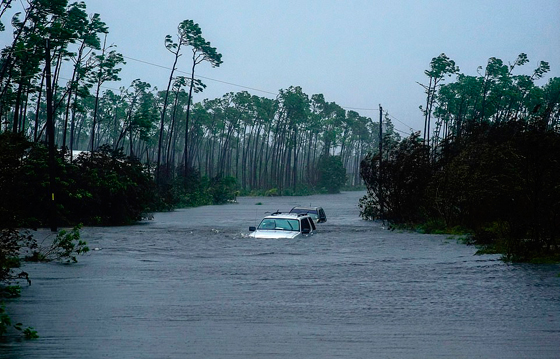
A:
[[1, 191, 559, 358]]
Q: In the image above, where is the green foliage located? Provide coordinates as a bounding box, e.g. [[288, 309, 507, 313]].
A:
[[1, 285, 21, 298], [0, 133, 158, 227], [0, 225, 86, 339], [433, 124, 560, 260], [240, 183, 326, 197], [361, 53, 560, 262], [0, 303, 38, 339], [0, 303, 11, 337], [0, 228, 39, 339], [2, 0, 387, 202], [265, 188, 279, 197], [22, 326, 39, 339], [153, 166, 239, 209], [27, 225, 89, 264], [317, 155, 347, 193], [360, 133, 431, 223], [208, 175, 237, 204], [71, 146, 156, 225], [0, 229, 34, 286], [362, 123, 560, 262], [0, 132, 37, 228]]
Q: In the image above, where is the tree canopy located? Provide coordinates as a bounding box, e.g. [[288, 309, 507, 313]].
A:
[[361, 53, 560, 262]]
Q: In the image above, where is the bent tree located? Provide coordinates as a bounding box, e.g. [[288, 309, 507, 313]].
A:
[[156, 25, 207, 184], [178, 19, 222, 175], [418, 53, 459, 152], [156, 30, 184, 183], [87, 36, 124, 151]]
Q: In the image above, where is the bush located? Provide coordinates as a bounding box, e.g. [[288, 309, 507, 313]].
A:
[[0, 229, 34, 287], [0, 132, 38, 228], [360, 133, 431, 223], [317, 155, 347, 193], [26, 225, 89, 263], [71, 146, 156, 225], [360, 124, 560, 262], [0, 135, 159, 227], [1, 226, 87, 338]]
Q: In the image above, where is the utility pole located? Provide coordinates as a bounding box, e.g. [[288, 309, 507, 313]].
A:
[[45, 39, 57, 232], [379, 105, 384, 223]]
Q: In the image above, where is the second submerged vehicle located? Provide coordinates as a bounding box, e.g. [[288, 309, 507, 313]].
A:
[[289, 206, 327, 223]]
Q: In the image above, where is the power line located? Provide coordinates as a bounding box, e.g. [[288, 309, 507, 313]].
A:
[[122, 55, 278, 96], [3, 45, 421, 132], [114, 56, 420, 132], [386, 113, 416, 134], [123, 55, 421, 133]]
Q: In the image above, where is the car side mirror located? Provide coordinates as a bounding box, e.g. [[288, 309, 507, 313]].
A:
[[249, 226, 256, 232]]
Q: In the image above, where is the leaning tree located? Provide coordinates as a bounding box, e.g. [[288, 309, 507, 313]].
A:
[[178, 20, 222, 176]]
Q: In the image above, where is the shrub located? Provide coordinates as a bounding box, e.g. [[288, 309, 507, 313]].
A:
[[317, 155, 347, 193]]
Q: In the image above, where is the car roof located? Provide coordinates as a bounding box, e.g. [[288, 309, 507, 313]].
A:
[[263, 212, 311, 220], [290, 206, 322, 212]]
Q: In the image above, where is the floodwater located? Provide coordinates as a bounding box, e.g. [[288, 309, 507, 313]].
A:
[[1, 191, 559, 358]]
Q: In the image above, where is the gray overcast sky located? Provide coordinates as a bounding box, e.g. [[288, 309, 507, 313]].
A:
[[4, 0, 560, 134]]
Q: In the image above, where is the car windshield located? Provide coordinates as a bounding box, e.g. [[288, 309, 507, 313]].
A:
[[258, 218, 300, 231]]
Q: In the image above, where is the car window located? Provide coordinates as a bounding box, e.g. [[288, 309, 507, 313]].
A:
[[301, 218, 311, 231]]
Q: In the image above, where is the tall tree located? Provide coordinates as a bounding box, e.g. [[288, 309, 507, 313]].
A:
[[2, 0, 68, 133], [419, 53, 459, 149], [156, 30, 185, 183], [87, 36, 124, 151], [178, 19, 222, 175], [63, 12, 107, 151]]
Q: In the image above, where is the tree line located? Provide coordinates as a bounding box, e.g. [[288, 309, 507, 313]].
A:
[[0, 0, 392, 207], [360, 53, 560, 262]]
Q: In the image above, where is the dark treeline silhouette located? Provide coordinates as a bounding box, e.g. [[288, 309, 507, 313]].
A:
[[361, 53, 560, 262]]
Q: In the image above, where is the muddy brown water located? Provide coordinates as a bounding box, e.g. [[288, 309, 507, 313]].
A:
[[1, 191, 559, 358]]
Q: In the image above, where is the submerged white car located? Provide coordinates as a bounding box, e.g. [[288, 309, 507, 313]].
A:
[[249, 212, 316, 239]]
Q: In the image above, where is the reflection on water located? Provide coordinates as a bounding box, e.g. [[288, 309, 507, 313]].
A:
[[1, 191, 559, 358]]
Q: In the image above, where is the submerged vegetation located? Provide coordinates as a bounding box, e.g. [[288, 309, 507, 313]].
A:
[[1, 226, 88, 338], [360, 53, 560, 262]]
